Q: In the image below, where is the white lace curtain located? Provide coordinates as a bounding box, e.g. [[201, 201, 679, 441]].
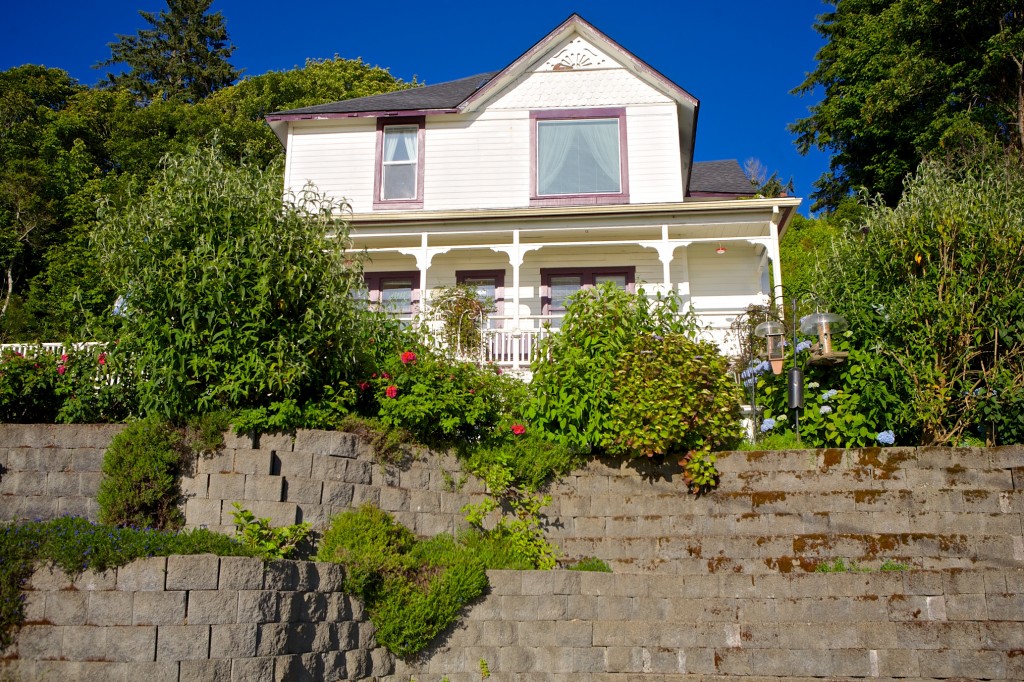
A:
[[537, 119, 620, 195]]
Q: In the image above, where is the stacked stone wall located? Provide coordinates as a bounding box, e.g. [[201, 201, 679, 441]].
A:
[[2, 555, 392, 681]]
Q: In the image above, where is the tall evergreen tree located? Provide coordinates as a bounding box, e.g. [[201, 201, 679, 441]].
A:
[[96, 0, 240, 103], [791, 1, 1023, 212]]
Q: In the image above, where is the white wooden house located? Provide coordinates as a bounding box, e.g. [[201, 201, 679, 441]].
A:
[[266, 14, 798, 371]]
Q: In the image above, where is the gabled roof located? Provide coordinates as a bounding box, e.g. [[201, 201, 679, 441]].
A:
[[269, 72, 497, 117], [267, 13, 698, 120], [689, 160, 755, 197], [459, 13, 698, 113]]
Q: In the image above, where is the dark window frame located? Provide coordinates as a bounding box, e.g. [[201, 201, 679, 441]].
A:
[[373, 117, 425, 210], [530, 107, 630, 207], [363, 271, 421, 315], [539, 266, 636, 315]]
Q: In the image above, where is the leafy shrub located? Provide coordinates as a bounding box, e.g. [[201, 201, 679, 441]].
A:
[[813, 150, 1024, 445], [317, 505, 488, 657], [1, 516, 256, 649], [529, 284, 696, 450], [97, 417, 186, 530], [94, 144, 370, 421], [368, 346, 521, 449], [231, 503, 312, 559], [756, 338, 900, 448], [465, 428, 582, 492], [233, 385, 355, 435], [605, 333, 743, 459], [0, 348, 61, 423]]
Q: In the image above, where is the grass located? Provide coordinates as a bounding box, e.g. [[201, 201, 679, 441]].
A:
[[1, 516, 257, 650]]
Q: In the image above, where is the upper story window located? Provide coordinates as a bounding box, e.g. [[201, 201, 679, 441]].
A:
[[531, 108, 629, 206], [374, 117, 424, 210]]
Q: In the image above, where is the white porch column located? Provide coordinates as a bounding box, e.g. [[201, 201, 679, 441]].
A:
[[397, 233, 450, 321], [491, 231, 541, 371], [676, 244, 691, 311], [768, 207, 784, 306]]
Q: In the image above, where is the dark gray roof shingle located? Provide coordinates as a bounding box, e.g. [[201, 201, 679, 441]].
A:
[[271, 72, 497, 116], [689, 160, 754, 195]]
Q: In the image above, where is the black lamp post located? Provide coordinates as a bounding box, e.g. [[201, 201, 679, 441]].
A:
[[758, 290, 850, 444]]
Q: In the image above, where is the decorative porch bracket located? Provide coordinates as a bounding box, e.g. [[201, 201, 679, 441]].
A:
[[398, 236, 451, 316], [638, 227, 692, 305]]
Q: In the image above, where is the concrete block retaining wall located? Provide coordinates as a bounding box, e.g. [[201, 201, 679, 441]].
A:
[[1, 555, 393, 681], [4, 425, 1024, 679], [386, 567, 1024, 681]]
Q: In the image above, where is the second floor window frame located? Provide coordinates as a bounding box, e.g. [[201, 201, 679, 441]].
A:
[[374, 116, 425, 210], [530, 107, 630, 207]]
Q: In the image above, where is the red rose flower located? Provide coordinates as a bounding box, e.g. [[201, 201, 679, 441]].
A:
[[382, 372, 391, 379], [97, 352, 107, 365], [511, 424, 526, 436], [401, 351, 417, 364], [359, 382, 369, 391], [385, 385, 398, 399], [57, 365, 67, 375]]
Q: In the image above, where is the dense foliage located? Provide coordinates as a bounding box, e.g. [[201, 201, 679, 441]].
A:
[[1, 516, 256, 649], [94, 145, 368, 420], [317, 504, 489, 657], [754, 150, 1024, 447], [0, 344, 134, 424], [0, 56, 409, 342], [528, 284, 741, 487], [815, 150, 1024, 445], [791, 0, 1024, 211]]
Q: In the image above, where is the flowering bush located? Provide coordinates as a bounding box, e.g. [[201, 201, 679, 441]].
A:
[[757, 336, 897, 447], [369, 346, 522, 448], [54, 344, 138, 424]]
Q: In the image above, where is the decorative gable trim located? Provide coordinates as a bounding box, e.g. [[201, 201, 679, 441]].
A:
[[543, 37, 613, 71], [460, 14, 699, 114]]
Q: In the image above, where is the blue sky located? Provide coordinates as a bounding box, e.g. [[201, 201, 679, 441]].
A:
[[1, 1, 831, 214]]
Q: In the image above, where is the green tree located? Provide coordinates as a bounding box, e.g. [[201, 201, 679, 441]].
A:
[[814, 148, 1024, 445], [0, 66, 82, 331], [791, 1, 1024, 211], [96, 0, 240, 103], [94, 144, 368, 420]]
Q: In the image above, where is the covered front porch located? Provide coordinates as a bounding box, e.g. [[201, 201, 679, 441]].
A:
[[348, 198, 798, 372]]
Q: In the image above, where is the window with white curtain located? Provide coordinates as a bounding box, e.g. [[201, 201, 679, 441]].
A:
[[381, 125, 419, 200], [537, 118, 621, 195]]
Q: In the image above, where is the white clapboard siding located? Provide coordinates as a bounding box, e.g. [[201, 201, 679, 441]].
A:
[[285, 120, 376, 211], [422, 111, 531, 210], [624, 105, 684, 203]]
